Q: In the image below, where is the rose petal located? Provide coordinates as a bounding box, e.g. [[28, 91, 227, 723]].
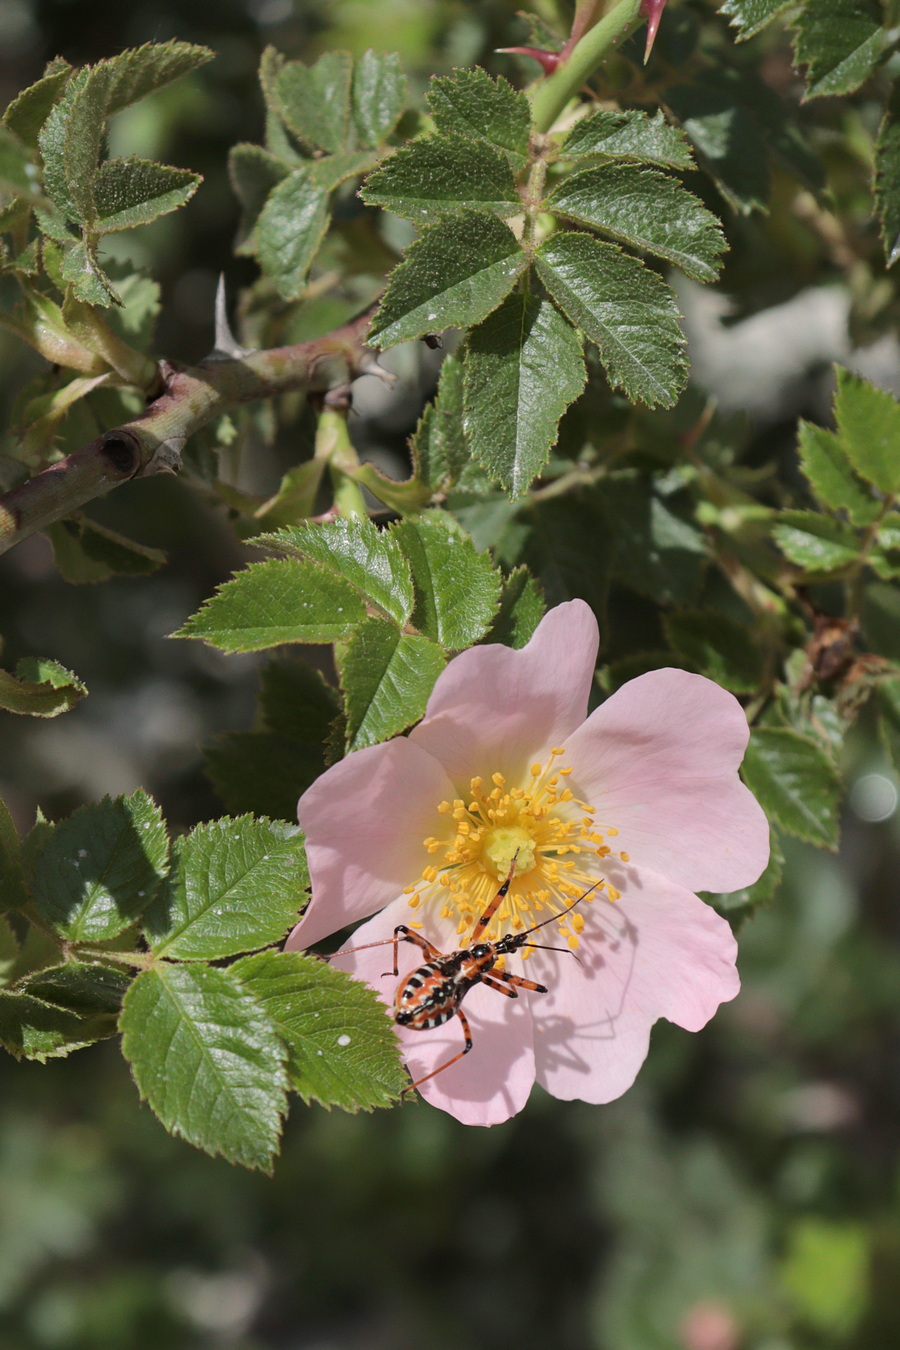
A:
[[531, 864, 739, 1104], [564, 668, 769, 892], [409, 598, 599, 787], [331, 900, 536, 1126], [286, 738, 457, 950]]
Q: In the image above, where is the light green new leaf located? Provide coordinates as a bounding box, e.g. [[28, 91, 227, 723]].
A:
[[256, 517, 414, 626], [793, 0, 887, 100], [361, 134, 521, 222], [410, 352, 470, 491], [277, 51, 353, 154], [352, 49, 407, 148], [536, 231, 688, 407], [120, 964, 288, 1171], [92, 158, 200, 233], [392, 513, 501, 649], [664, 610, 764, 693], [367, 210, 527, 347], [174, 557, 367, 652], [307, 150, 376, 191], [30, 789, 168, 942], [145, 815, 307, 960], [563, 109, 693, 169], [255, 168, 330, 300], [231, 950, 406, 1110], [39, 65, 111, 226], [772, 511, 862, 574], [339, 618, 446, 751], [426, 67, 530, 168], [3, 63, 71, 149], [720, 0, 795, 41], [741, 727, 840, 849], [0, 657, 86, 718], [796, 420, 879, 525], [463, 291, 586, 497], [548, 164, 726, 282], [228, 142, 290, 254], [834, 367, 900, 495]]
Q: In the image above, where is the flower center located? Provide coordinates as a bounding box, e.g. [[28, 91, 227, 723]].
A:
[[404, 748, 626, 951]]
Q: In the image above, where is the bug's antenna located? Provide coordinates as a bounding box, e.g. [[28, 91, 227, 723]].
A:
[[518, 879, 604, 939], [520, 941, 584, 966]]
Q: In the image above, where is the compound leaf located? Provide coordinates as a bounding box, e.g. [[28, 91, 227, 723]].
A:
[[339, 618, 446, 751], [361, 134, 520, 221]]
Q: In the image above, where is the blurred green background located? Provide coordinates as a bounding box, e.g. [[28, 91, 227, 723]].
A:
[[3, 2, 900, 1347]]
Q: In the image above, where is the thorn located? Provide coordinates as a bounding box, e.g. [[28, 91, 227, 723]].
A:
[[640, 0, 668, 63], [208, 273, 253, 360], [355, 351, 398, 387], [496, 46, 561, 76]]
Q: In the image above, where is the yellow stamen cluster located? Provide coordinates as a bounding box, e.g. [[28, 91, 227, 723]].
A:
[[404, 749, 626, 952]]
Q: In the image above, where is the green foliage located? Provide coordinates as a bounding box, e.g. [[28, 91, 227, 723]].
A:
[[720, 0, 795, 41], [352, 49, 408, 148], [362, 134, 520, 221], [410, 352, 471, 492], [563, 108, 692, 169], [392, 513, 501, 649], [792, 0, 888, 99], [426, 67, 530, 168], [797, 420, 880, 525], [0, 796, 26, 912], [877, 82, 900, 268], [833, 366, 900, 495], [664, 610, 764, 693], [338, 619, 446, 751], [0, 657, 87, 717], [254, 169, 330, 300], [46, 515, 166, 583], [741, 728, 841, 850], [277, 51, 354, 154]]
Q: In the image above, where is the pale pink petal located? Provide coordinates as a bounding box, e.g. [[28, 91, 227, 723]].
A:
[[330, 900, 536, 1125], [564, 668, 768, 893], [285, 738, 457, 950], [409, 598, 599, 787], [531, 863, 739, 1104]]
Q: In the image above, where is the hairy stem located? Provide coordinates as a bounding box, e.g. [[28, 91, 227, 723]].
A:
[[529, 0, 644, 134]]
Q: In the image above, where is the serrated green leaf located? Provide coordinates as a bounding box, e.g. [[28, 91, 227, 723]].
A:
[[664, 79, 769, 214], [793, 0, 887, 100], [483, 568, 545, 648], [256, 517, 415, 626], [834, 367, 900, 495], [307, 150, 376, 191], [60, 238, 121, 307], [367, 210, 527, 347], [463, 291, 586, 497], [720, 0, 795, 40], [563, 109, 693, 169], [205, 734, 326, 821], [101, 41, 214, 115], [352, 49, 407, 148], [0, 658, 86, 718], [741, 727, 840, 849], [392, 513, 501, 649], [362, 134, 520, 222], [231, 950, 405, 1110], [410, 352, 471, 491], [772, 510, 861, 574], [38, 65, 110, 227], [536, 231, 687, 408], [120, 964, 287, 1171], [145, 815, 307, 960], [339, 618, 446, 751], [426, 67, 530, 169], [255, 168, 330, 300], [277, 51, 353, 154], [0, 987, 117, 1061], [30, 790, 168, 941], [664, 609, 764, 693], [175, 557, 367, 652], [47, 515, 166, 583], [603, 473, 707, 605], [876, 676, 900, 769], [877, 83, 900, 268], [228, 142, 290, 254], [19, 962, 130, 1014], [521, 490, 615, 613], [0, 793, 26, 913], [797, 420, 880, 525], [3, 64, 71, 148], [549, 164, 726, 282], [703, 831, 784, 917], [260, 656, 342, 741], [92, 157, 200, 233]]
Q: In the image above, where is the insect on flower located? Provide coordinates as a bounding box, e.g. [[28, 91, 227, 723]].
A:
[[330, 856, 602, 1095]]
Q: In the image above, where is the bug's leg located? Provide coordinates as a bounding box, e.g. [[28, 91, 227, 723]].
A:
[[479, 972, 519, 998], [470, 855, 518, 944], [402, 1007, 473, 1096], [488, 968, 548, 994], [329, 925, 440, 978]]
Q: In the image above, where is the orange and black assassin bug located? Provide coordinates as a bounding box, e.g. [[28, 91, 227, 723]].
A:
[[331, 859, 602, 1095]]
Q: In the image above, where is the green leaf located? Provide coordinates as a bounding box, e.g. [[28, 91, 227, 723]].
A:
[[0, 126, 40, 200], [797, 420, 880, 526], [772, 511, 862, 574], [0, 917, 18, 986], [47, 515, 166, 583], [277, 51, 353, 154], [0, 793, 26, 912], [876, 83, 900, 268], [256, 517, 415, 626], [120, 964, 287, 1171], [339, 618, 446, 751], [720, 0, 795, 41], [205, 734, 326, 821], [231, 950, 405, 1110], [101, 40, 215, 115], [426, 67, 530, 168], [536, 231, 687, 408], [174, 557, 367, 652], [664, 610, 764, 693], [30, 790, 168, 942], [410, 352, 471, 492], [703, 831, 784, 917], [3, 63, 71, 148], [664, 78, 769, 214], [361, 134, 520, 222], [352, 49, 407, 148], [392, 513, 501, 649], [741, 727, 841, 849], [39, 64, 111, 227], [255, 168, 330, 301], [259, 656, 342, 742], [0, 987, 118, 1061], [548, 164, 726, 282], [876, 676, 900, 769], [92, 157, 200, 233], [59, 238, 121, 307], [19, 962, 130, 1016], [793, 0, 887, 99], [463, 291, 586, 496], [307, 150, 376, 191], [145, 815, 307, 960], [563, 109, 693, 169], [483, 567, 545, 648], [603, 473, 707, 605], [834, 366, 900, 495], [228, 142, 290, 254], [862, 582, 900, 661], [0, 658, 87, 717], [367, 210, 527, 347]]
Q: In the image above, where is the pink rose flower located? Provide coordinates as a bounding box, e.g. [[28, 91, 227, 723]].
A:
[[286, 600, 769, 1126]]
